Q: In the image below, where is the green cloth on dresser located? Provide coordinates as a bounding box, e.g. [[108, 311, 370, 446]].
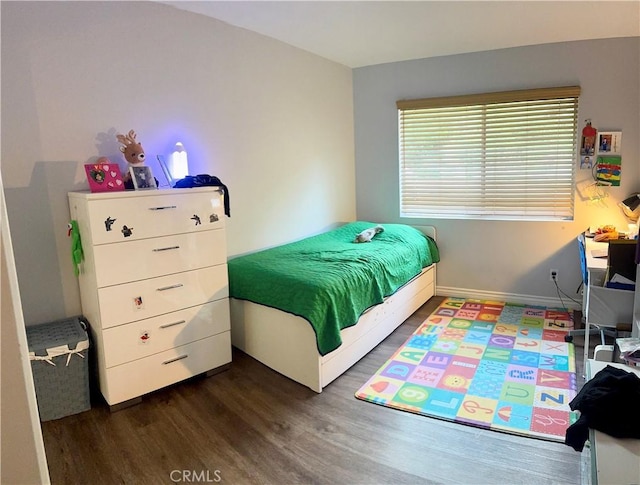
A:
[[228, 222, 440, 356]]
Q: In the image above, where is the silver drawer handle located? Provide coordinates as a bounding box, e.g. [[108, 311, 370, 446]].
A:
[[156, 283, 184, 291], [162, 354, 188, 365], [159, 320, 186, 329], [149, 205, 177, 211], [152, 245, 180, 252]]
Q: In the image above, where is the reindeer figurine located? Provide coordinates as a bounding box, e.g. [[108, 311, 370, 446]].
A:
[[116, 129, 146, 188]]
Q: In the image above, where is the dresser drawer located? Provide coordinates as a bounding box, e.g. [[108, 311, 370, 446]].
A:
[[98, 265, 228, 329], [102, 300, 230, 368], [94, 229, 227, 287], [102, 332, 232, 405], [85, 190, 224, 244]]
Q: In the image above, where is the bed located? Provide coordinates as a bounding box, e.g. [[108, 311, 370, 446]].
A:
[[228, 221, 439, 392]]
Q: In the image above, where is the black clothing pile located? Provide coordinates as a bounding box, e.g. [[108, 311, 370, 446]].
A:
[[565, 365, 640, 451], [174, 175, 231, 217]]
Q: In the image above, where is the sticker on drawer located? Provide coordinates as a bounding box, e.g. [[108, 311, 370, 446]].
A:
[[139, 331, 151, 344], [105, 216, 117, 231], [190, 213, 218, 225], [134, 296, 145, 310]]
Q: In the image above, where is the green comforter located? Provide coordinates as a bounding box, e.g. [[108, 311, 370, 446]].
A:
[[228, 222, 440, 356]]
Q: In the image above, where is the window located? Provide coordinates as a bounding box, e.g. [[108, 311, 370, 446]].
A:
[[398, 86, 580, 221]]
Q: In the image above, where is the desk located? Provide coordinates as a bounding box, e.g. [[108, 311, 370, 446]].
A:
[[582, 236, 635, 372], [586, 360, 640, 485], [585, 237, 608, 273]]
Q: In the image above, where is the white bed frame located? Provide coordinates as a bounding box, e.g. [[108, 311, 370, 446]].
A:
[[229, 226, 437, 392]]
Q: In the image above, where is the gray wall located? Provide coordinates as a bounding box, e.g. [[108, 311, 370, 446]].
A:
[[354, 38, 640, 305], [1, 1, 355, 326]]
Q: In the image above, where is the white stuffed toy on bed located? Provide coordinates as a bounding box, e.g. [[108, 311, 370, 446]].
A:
[[354, 225, 384, 243]]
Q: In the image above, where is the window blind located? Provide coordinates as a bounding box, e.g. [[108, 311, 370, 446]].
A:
[[398, 86, 580, 221]]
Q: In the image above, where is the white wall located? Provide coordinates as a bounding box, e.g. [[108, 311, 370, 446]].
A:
[[354, 38, 640, 305], [1, 1, 355, 325]]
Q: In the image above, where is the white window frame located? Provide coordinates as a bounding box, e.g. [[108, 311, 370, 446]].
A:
[[398, 86, 581, 221]]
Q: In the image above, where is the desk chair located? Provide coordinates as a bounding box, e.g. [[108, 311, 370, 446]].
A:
[[564, 233, 619, 360]]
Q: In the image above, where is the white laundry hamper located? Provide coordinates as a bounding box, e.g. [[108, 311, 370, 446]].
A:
[[26, 316, 91, 421]]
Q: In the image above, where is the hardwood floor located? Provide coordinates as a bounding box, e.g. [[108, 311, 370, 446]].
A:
[[41, 296, 585, 485]]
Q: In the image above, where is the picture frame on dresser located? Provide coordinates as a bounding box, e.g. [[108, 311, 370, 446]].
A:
[[84, 162, 125, 193], [129, 166, 157, 190]]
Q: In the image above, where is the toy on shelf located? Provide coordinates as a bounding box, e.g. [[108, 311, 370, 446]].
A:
[[116, 130, 146, 189]]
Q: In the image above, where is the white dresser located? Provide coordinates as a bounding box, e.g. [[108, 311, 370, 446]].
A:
[[68, 187, 231, 408]]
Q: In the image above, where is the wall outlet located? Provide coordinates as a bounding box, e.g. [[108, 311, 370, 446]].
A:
[[550, 269, 559, 282]]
